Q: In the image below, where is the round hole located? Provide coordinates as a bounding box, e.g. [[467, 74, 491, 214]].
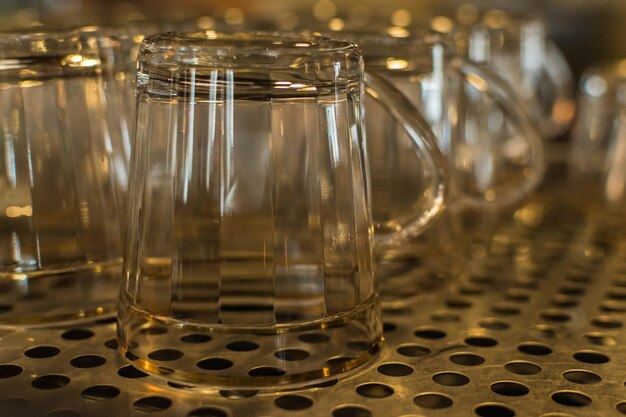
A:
[[551, 295, 579, 308], [356, 383, 394, 398], [298, 333, 330, 344], [414, 327, 446, 339], [598, 300, 626, 313], [219, 390, 257, 399], [562, 370, 601, 384], [61, 329, 94, 340], [187, 407, 228, 417], [490, 381, 530, 396], [449, 352, 485, 366], [583, 332, 617, 346], [180, 333, 212, 344], [81, 385, 121, 400], [70, 355, 106, 369], [465, 336, 498, 347], [491, 303, 521, 316], [529, 324, 557, 338], [413, 392, 453, 409], [591, 316, 623, 329], [540, 309, 572, 323], [44, 410, 81, 417], [397, 344, 431, 357], [383, 322, 397, 332], [432, 372, 470, 386], [147, 349, 184, 362], [559, 285, 586, 296], [573, 350, 610, 364], [459, 283, 484, 295], [197, 357, 233, 371], [274, 395, 313, 410], [32, 374, 70, 390], [117, 365, 148, 379], [0, 304, 13, 313], [505, 289, 531, 302], [346, 340, 370, 351], [94, 316, 117, 325], [517, 342, 552, 356], [504, 361, 542, 375], [25, 345, 61, 359], [616, 401, 626, 415], [327, 356, 355, 366], [225, 340, 259, 351], [475, 403, 516, 417], [133, 396, 172, 413], [248, 366, 285, 377], [139, 326, 168, 335], [446, 297, 473, 309], [478, 318, 511, 330], [275, 349, 310, 361], [377, 363, 413, 377], [607, 289, 626, 300], [551, 391, 592, 407], [0, 364, 22, 378], [104, 339, 118, 350], [383, 307, 413, 316], [430, 310, 461, 322], [332, 405, 372, 417]]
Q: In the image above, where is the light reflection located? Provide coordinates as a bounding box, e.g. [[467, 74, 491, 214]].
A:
[[391, 9, 411, 27], [431, 16, 455, 34], [386, 26, 409, 38], [5, 206, 32, 218], [313, 0, 337, 22], [328, 18, 344, 31], [386, 58, 408, 70]]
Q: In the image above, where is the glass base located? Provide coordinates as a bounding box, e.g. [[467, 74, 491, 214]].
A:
[[117, 291, 382, 390]]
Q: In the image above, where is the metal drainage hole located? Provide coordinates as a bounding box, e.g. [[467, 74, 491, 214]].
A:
[[148, 349, 184, 361], [197, 357, 233, 371], [530, 324, 557, 338], [248, 366, 285, 377], [70, 355, 106, 369], [559, 285, 586, 296], [298, 333, 330, 344], [81, 385, 121, 400], [104, 338, 118, 349], [478, 318, 511, 330], [474, 403, 516, 417], [599, 301, 626, 313], [490, 381, 530, 396], [413, 393, 453, 409], [139, 326, 168, 335], [356, 383, 394, 398], [346, 340, 370, 351], [583, 332, 617, 347], [414, 327, 446, 340], [540, 309, 572, 323], [590, 316, 623, 329], [616, 401, 626, 415], [430, 310, 461, 322], [117, 365, 148, 379], [219, 390, 258, 399], [225, 340, 259, 351], [32, 374, 70, 390], [606, 289, 626, 300], [551, 295, 579, 308], [504, 361, 542, 375], [383, 322, 397, 332], [517, 342, 552, 356], [133, 396, 173, 413], [332, 405, 372, 417], [0, 364, 22, 378], [377, 363, 413, 377], [432, 372, 470, 386], [382, 306, 413, 316], [465, 336, 498, 347], [61, 328, 94, 340], [0, 304, 13, 313], [505, 289, 532, 302], [573, 350, 610, 364], [44, 410, 81, 417], [397, 344, 431, 357], [551, 391, 592, 407], [491, 303, 521, 316], [180, 333, 212, 344], [445, 297, 473, 309], [449, 353, 485, 366], [275, 349, 310, 361], [562, 370, 601, 384], [25, 345, 61, 359], [274, 395, 313, 410], [187, 407, 228, 417]]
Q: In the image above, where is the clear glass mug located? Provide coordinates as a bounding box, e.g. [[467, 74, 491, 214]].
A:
[[0, 28, 130, 325], [332, 31, 544, 300], [117, 32, 446, 388]]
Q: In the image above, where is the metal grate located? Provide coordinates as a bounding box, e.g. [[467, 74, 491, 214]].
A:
[[2, 168, 626, 417]]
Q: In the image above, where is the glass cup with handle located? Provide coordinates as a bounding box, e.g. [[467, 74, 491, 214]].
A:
[[325, 30, 545, 301], [0, 27, 131, 326], [117, 31, 447, 389]]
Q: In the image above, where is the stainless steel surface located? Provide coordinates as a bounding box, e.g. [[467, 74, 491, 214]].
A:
[[1, 169, 625, 417]]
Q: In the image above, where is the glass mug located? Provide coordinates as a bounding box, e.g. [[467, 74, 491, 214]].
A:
[[117, 32, 446, 388], [0, 28, 129, 325], [331, 31, 544, 300]]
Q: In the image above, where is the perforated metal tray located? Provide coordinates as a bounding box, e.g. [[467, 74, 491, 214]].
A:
[[1, 163, 626, 417]]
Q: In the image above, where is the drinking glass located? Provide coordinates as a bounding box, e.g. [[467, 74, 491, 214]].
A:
[[0, 28, 130, 325], [117, 31, 446, 388], [333, 31, 544, 300]]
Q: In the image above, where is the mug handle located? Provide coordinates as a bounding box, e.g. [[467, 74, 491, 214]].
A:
[[455, 59, 546, 209], [363, 71, 448, 250]]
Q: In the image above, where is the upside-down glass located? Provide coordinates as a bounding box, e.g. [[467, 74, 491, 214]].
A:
[[117, 32, 446, 388], [0, 28, 130, 325], [335, 31, 544, 300]]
